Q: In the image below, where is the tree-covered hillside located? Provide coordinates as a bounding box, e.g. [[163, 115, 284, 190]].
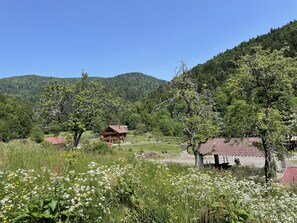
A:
[[191, 20, 297, 91], [0, 72, 167, 104], [132, 20, 297, 137], [141, 20, 297, 108], [99, 73, 167, 102]]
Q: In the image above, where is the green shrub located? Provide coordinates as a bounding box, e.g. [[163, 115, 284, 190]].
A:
[[30, 125, 44, 143], [82, 141, 113, 155]]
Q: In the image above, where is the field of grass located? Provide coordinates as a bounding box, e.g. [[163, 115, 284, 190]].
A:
[[291, 160, 297, 165], [80, 131, 182, 157], [1, 140, 297, 222]]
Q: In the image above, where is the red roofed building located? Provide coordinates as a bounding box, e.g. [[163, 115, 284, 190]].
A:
[[281, 166, 297, 185], [45, 136, 67, 145], [100, 125, 128, 143], [200, 138, 267, 168], [200, 138, 264, 157]]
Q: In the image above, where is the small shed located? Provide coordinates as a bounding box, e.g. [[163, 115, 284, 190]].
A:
[[44, 136, 67, 145], [200, 138, 265, 168], [100, 125, 128, 143], [281, 166, 297, 185], [200, 138, 264, 157]]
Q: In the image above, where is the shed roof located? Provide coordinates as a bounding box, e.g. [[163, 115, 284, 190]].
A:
[[200, 138, 264, 157], [108, 125, 128, 134], [281, 166, 297, 185], [45, 136, 67, 145]]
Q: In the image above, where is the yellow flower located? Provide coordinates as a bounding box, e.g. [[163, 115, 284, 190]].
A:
[[3, 216, 8, 223]]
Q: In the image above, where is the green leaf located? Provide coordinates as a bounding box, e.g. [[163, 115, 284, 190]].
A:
[[11, 213, 30, 221], [49, 200, 58, 212]]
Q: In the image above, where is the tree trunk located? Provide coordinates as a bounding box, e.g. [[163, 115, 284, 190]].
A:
[[263, 101, 273, 183], [264, 149, 270, 183], [73, 130, 84, 147], [262, 138, 272, 183], [194, 153, 204, 169]]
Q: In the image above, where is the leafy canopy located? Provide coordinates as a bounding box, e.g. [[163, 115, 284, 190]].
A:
[[40, 72, 118, 147], [224, 47, 297, 182]]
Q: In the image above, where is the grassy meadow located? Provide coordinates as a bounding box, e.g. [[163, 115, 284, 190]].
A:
[[1, 139, 297, 222]]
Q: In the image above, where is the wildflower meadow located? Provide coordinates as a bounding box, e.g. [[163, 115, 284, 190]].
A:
[[1, 140, 297, 222]]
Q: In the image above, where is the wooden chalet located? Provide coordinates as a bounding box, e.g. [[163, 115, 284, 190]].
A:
[[100, 125, 128, 143]]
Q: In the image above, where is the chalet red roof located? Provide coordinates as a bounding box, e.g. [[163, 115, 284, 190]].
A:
[[200, 138, 264, 157], [108, 125, 128, 134], [45, 137, 67, 145], [281, 166, 297, 185]]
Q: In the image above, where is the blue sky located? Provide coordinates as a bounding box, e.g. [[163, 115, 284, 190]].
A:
[[0, 0, 296, 81]]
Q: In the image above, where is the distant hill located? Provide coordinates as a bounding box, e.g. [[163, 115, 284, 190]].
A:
[[0, 72, 167, 103]]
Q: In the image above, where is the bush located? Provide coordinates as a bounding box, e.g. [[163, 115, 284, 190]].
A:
[[82, 141, 113, 155], [30, 125, 44, 143]]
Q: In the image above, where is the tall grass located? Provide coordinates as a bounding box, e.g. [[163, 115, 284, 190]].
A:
[[1, 140, 297, 222], [0, 140, 134, 174]]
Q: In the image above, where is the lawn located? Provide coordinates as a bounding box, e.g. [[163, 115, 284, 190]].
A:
[[78, 130, 182, 157]]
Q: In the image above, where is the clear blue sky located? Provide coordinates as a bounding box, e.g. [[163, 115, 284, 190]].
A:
[[0, 0, 296, 81]]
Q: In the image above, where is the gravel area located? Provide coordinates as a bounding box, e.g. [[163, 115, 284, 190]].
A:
[[161, 151, 297, 170]]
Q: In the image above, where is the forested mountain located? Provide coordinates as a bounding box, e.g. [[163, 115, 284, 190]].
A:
[[131, 20, 297, 137], [191, 20, 297, 91], [141, 20, 297, 106], [0, 72, 167, 104]]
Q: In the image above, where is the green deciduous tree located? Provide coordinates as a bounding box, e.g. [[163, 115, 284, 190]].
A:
[[224, 47, 297, 182], [40, 72, 118, 147], [30, 125, 44, 143], [0, 94, 32, 142], [165, 63, 220, 169]]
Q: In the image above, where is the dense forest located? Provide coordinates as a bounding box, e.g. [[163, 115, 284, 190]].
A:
[[191, 20, 297, 91], [0, 72, 167, 104]]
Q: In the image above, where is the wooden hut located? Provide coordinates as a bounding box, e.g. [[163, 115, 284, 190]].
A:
[[100, 125, 128, 143], [200, 138, 264, 168]]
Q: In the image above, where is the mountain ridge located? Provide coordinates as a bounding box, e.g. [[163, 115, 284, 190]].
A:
[[0, 72, 167, 103]]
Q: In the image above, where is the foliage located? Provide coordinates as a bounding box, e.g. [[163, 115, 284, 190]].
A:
[[135, 123, 147, 134], [0, 94, 32, 142], [30, 125, 44, 143], [82, 141, 113, 155], [223, 47, 297, 182], [165, 63, 220, 169], [0, 162, 122, 222], [158, 116, 175, 136], [39, 72, 121, 147], [127, 113, 142, 130]]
